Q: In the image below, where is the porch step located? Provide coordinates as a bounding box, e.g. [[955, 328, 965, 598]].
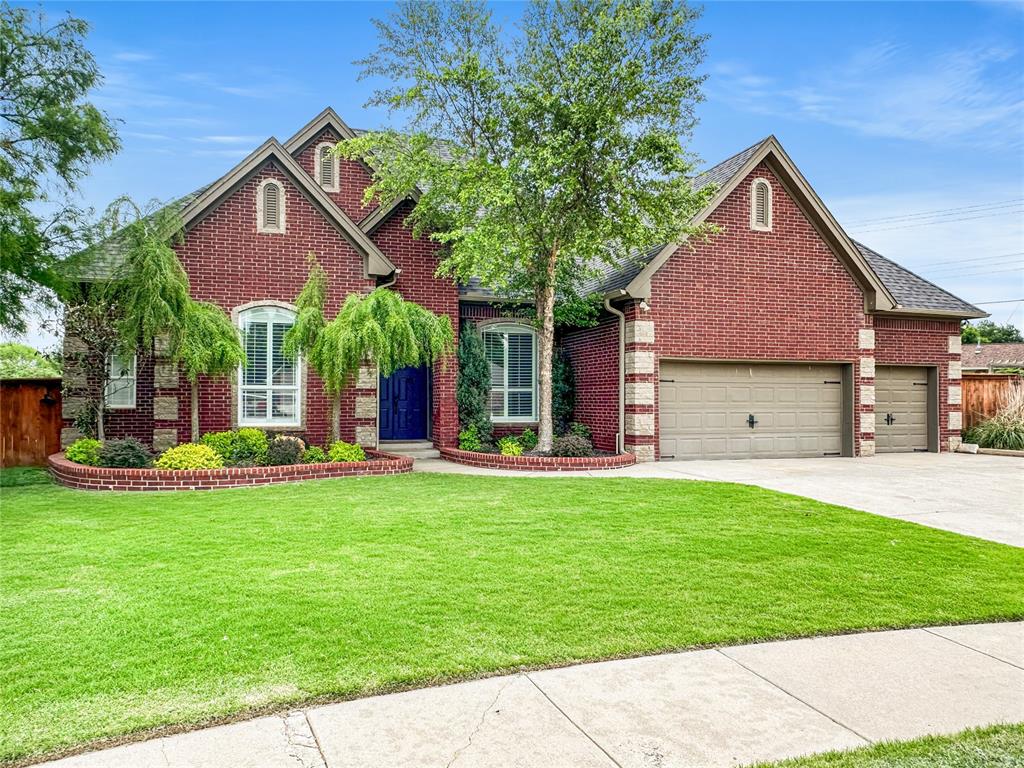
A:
[[378, 441, 440, 460]]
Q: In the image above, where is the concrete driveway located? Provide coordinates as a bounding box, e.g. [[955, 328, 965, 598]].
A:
[[629, 452, 1024, 547]]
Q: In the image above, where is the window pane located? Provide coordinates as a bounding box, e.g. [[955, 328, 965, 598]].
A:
[[105, 377, 133, 407], [242, 390, 268, 419], [271, 322, 294, 385], [488, 390, 505, 418], [508, 390, 533, 419], [483, 332, 505, 388], [271, 391, 296, 420], [244, 322, 268, 386], [506, 333, 534, 388]]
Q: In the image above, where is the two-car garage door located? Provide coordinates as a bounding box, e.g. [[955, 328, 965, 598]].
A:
[[659, 362, 844, 460]]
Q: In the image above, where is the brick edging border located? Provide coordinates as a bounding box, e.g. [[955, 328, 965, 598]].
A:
[[47, 450, 412, 491], [438, 446, 635, 471]]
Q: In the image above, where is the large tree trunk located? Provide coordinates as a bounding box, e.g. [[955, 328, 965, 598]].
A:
[[535, 247, 558, 453], [331, 393, 341, 443], [191, 380, 200, 442]]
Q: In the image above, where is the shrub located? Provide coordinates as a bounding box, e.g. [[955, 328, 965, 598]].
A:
[[458, 424, 485, 452], [519, 428, 538, 452], [266, 435, 306, 466], [99, 437, 152, 468], [302, 446, 328, 464], [551, 433, 594, 457], [498, 435, 523, 456], [457, 323, 493, 444], [65, 438, 102, 466], [201, 428, 269, 465], [568, 421, 592, 441], [154, 443, 224, 470], [552, 348, 575, 435], [327, 440, 366, 463], [964, 381, 1024, 451]]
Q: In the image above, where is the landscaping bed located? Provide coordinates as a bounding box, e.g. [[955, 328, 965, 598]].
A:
[[439, 445, 635, 471], [48, 449, 411, 490]]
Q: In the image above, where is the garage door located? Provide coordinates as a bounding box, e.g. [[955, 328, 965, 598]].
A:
[[659, 362, 843, 460], [875, 366, 929, 453]]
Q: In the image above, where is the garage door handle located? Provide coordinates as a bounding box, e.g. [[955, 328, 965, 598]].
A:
[[884, 413, 895, 425], [747, 414, 758, 429]]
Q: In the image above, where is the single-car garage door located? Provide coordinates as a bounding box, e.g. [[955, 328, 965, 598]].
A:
[[875, 366, 929, 453], [659, 361, 844, 460]]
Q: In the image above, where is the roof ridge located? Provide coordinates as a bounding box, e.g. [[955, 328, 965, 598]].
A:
[[691, 136, 772, 180], [853, 240, 984, 315]]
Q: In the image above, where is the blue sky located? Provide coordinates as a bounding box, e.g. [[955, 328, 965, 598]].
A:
[[15, 1, 1024, 345]]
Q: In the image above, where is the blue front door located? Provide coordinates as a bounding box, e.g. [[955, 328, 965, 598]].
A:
[[379, 366, 429, 440]]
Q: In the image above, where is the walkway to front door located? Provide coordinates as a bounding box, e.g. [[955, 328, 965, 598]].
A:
[[379, 366, 429, 441]]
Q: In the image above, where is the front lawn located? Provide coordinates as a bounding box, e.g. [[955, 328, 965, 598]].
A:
[[2, 468, 1022, 764]]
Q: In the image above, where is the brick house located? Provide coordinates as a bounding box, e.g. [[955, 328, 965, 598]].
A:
[[62, 109, 985, 461]]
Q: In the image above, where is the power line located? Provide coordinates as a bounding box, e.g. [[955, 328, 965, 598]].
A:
[[854, 207, 1024, 234], [919, 251, 1024, 268], [924, 256, 1024, 276], [973, 299, 1024, 305], [926, 266, 1024, 279], [844, 198, 1024, 225]]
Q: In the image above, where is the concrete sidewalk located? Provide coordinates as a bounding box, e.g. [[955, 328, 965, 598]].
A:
[[43, 622, 1024, 768]]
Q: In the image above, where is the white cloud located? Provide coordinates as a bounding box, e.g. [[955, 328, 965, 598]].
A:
[[112, 51, 155, 62], [190, 148, 252, 159], [190, 135, 261, 144], [711, 41, 1023, 150]]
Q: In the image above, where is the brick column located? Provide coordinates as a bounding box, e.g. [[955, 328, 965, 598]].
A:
[[354, 365, 378, 448], [857, 327, 876, 457], [151, 335, 179, 451], [946, 334, 963, 452], [623, 302, 656, 462]]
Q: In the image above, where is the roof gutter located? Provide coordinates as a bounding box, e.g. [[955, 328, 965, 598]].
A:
[[604, 291, 627, 454]]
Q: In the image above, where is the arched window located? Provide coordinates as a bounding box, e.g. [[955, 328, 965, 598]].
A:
[[257, 179, 285, 233], [481, 323, 537, 422], [238, 304, 300, 426], [315, 142, 339, 192], [750, 178, 772, 231]]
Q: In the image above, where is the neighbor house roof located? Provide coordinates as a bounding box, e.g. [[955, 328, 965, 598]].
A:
[[961, 342, 1024, 371]]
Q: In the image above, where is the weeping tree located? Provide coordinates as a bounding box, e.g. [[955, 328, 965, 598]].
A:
[[282, 256, 331, 433], [176, 301, 246, 441], [341, 0, 713, 451]]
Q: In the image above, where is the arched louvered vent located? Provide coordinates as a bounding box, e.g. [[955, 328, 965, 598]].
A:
[[319, 146, 334, 188], [751, 179, 772, 231], [257, 179, 285, 233]]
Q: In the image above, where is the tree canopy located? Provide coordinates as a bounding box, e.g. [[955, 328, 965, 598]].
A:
[[962, 320, 1024, 345], [0, 341, 60, 378], [341, 0, 711, 449], [0, 4, 120, 332]]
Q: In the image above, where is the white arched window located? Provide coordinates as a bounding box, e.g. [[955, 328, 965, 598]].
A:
[[256, 179, 285, 233], [481, 323, 537, 422], [315, 142, 339, 192], [750, 178, 772, 231], [238, 304, 300, 426]]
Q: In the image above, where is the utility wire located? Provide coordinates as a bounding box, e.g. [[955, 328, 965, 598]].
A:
[[854, 207, 1024, 234], [925, 266, 1024, 280], [924, 256, 1024, 276], [844, 198, 1024, 225], [920, 251, 1024, 268], [973, 299, 1024, 305]]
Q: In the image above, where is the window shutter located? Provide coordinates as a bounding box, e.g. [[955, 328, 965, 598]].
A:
[[263, 184, 280, 229], [320, 147, 334, 187]]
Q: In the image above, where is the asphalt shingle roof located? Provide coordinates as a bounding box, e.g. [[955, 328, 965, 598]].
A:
[[961, 342, 1024, 370]]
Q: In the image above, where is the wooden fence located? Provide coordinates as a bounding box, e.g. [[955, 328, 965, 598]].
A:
[[962, 373, 1021, 430], [1, 378, 63, 468]]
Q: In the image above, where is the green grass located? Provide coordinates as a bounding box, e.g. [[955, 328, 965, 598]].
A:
[[752, 723, 1024, 767], [2, 469, 1022, 764]]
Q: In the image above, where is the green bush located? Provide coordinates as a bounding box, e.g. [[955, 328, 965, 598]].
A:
[[201, 428, 269, 466], [964, 383, 1024, 450], [568, 422, 592, 441], [65, 438, 103, 466], [154, 443, 224, 470], [266, 435, 305, 466], [327, 440, 366, 463], [552, 348, 575, 435], [519, 428, 538, 452], [458, 424, 485, 452], [498, 435, 523, 456], [457, 323, 493, 444], [99, 437, 152, 468], [302, 446, 328, 464], [551, 433, 594, 457]]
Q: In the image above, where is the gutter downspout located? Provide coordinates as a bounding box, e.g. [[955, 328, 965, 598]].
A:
[[604, 292, 627, 454], [375, 269, 402, 448]]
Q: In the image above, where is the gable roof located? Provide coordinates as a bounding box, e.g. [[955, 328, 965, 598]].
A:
[[961, 342, 1024, 370], [596, 136, 985, 319]]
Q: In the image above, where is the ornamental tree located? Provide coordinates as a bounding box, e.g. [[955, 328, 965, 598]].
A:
[[340, 0, 713, 451], [176, 301, 246, 441]]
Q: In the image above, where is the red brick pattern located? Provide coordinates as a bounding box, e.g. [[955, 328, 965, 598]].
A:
[[48, 450, 411, 491], [561, 315, 619, 452], [438, 446, 635, 471], [293, 128, 380, 222]]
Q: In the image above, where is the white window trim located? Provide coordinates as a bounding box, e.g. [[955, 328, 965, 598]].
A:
[[314, 141, 340, 193], [236, 303, 302, 427], [482, 323, 538, 423], [105, 353, 137, 410], [256, 178, 286, 234], [750, 177, 772, 232]]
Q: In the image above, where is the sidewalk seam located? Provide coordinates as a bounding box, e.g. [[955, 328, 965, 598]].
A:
[[525, 673, 623, 768], [922, 627, 1024, 671], [302, 709, 331, 768], [715, 649, 873, 745]]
